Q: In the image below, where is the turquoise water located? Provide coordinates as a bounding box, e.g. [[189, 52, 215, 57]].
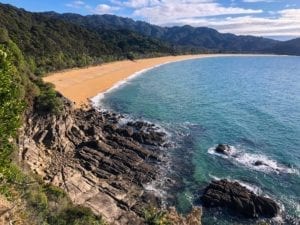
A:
[[96, 56, 300, 224]]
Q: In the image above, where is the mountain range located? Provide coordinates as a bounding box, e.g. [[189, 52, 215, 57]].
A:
[[42, 12, 300, 55]]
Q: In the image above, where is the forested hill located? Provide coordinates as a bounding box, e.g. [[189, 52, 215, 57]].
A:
[[43, 12, 299, 54], [43, 12, 300, 55], [265, 38, 300, 56], [0, 3, 176, 74]]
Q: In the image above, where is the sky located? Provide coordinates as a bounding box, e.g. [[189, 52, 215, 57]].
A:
[[1, 0, 300, 40]]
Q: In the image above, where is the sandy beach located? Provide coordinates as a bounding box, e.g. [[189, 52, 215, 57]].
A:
[[43, 54, 258, 107]]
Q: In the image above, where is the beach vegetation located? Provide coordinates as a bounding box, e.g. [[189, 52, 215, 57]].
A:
[[126, 52, 136, 61]]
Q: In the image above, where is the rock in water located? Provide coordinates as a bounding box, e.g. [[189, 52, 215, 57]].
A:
[[215, 144, 231, 155], [201, 179, 279, 218], [254, 160, 266, 166]]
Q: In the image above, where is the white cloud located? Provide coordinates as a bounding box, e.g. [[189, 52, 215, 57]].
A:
[[161, 9, 300, 38], [243, 0, 276, 2], [93, 4, 120, 14], [65, 0, 300, 38], [132, 0, 262, 24], [280, 8, 300, 19], [66, 0, 86, 8], [66, 1, 119, 14], [110, 0, 162, 9]]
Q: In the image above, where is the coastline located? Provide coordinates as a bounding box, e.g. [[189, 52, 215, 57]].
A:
[[44, 54, 277, 107]]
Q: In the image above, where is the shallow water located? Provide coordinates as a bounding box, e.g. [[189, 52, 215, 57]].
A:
[[95, 56, 300, 224]]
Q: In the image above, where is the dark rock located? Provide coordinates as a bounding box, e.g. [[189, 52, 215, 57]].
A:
[[117, 127, 134, 137], [215, 144, 231, 155], [128, 121, 153, 130], [201, 179, 279, 218], [254, 160, 267, 166], [104, 124, 118, 132]]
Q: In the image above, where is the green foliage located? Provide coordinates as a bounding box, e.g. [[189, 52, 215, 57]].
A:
[[19, 182, 107, 225], [126, 52, 135, 61], [144, 207, 171, 225], [0, 45, 24, 165], [48, 205, 106, 225], [43, 184, 66, 201], [34, 81, 63, 115], [27, 187, 49, 212], [0, 27, 9, 43], [0, 3, 175, 74]]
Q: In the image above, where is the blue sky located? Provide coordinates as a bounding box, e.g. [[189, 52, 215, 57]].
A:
[[1, 0, 300, 40]]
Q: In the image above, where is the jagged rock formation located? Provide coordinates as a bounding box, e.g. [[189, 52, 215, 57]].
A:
[[201, 179, 280, 218], [18, 99, 169, 225]]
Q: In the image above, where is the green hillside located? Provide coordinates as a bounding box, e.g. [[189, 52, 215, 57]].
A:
[[0, 3, 176, 75]]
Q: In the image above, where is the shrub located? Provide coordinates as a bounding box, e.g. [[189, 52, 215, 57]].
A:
[[27, 186, 49, 212], [48, 205, 107, 225], [34, 81, 63, 115], [43, 185, 66, 201], [126, 52, 135, 61], [144, 207, 171, 225]]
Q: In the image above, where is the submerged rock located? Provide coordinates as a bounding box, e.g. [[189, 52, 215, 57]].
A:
[[201, 179, 279, 218], [215, 144, 231, 155]]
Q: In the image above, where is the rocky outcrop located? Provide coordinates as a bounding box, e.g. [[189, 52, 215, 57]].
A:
[[201, 180, 279, 218], [18, 98, 169, 225]]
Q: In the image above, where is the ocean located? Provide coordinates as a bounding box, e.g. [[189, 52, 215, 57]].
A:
[[93, 56, 300, 224]]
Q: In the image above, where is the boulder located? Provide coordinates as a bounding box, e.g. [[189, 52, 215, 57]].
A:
[[201, 179, 279, 218], [215, 144, 231, 155]]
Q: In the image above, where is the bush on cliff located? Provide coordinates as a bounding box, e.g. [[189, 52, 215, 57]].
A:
[[144, 206, 202, 225], [144, 207, 171, 225], [34, 80, 63, 115]]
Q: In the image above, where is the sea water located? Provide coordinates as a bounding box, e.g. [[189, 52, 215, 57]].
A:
[[94, 56, 300, 224]]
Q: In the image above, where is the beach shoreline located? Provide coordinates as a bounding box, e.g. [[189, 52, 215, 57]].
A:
[[43, 54, 277, 107]]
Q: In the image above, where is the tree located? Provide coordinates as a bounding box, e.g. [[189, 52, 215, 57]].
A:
[[0, 46, 24, 165]]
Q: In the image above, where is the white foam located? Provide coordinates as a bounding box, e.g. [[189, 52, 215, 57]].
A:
[[144, 183, 167, 199], [184, 192, 194, 204], [208, 175, 262, 195], [237, 180, 263, 195], [209, 174, 221, 181], [207, 145, 238, 159], [208, 145, 299, 175], [91, 60, 181, 108], [235, 152, 296, 174]]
